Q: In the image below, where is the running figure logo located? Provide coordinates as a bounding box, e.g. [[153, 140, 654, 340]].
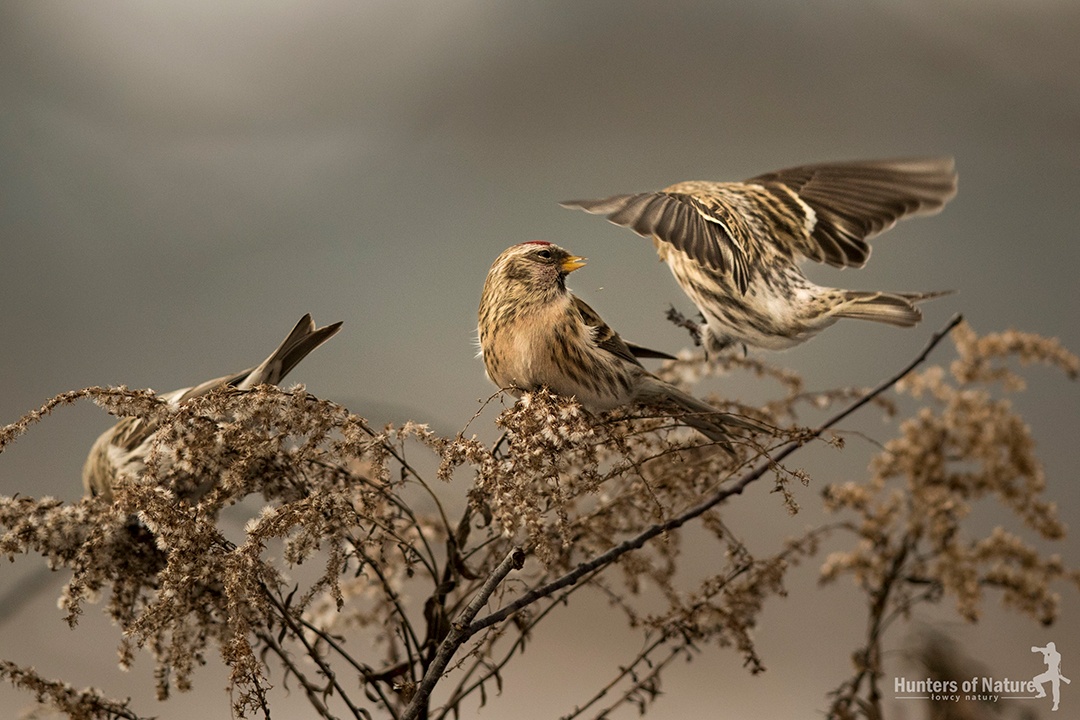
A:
[[1032, 642, 1071, 712]]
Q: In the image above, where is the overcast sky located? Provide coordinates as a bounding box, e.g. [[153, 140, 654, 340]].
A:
[[2, 2, 1078, 718]]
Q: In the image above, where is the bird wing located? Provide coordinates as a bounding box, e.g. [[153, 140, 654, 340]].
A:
[[562, 158, 957, 293], [571, 295, 646, 367], [624, 341, 676, 361], [561, 191, 752, 293], [743, 157, 957, 268]]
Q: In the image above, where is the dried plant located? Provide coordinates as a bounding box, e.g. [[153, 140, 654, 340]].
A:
[[822, 322, 1080, 719], [0, 316, 1075, 720]]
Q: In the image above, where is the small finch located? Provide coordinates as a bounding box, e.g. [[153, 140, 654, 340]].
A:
[[561, 157, 958, 356], [478, 242, 760, 446], [83, 314, 342, 501]]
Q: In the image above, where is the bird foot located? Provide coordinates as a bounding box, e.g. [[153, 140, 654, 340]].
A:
[[665, 306, 702, 346]]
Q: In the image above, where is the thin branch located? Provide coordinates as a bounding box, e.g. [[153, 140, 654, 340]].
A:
[[257, 629, 342, 720], [354, 547, 424, 678], [459, 531, 503, 564], [262, 589, 372, 720], [585, 642, 689, 720], [459, 390, 508, 439], [435, 566, 609, 719], [295, 616, 401, 720], [566, 522, 839, 720], [0, 659, 152, 720], [0, 387, 112, 452], [400, 547, 525, 720], [358, 419, 456, 542], [310, 458, 440, 581], [562, 632, 671, 720], [468, 314, 962, 636], [665, 305, 702, 345]]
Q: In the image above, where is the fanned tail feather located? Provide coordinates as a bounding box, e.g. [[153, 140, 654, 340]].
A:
[[244, 314, 344, 388], [835, 290, 953, 327]]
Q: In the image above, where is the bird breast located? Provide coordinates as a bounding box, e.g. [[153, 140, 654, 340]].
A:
[[491, 296, 577, 387], [483, 294, 632, 411]]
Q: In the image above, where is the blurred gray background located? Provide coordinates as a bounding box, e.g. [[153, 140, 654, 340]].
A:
[[2, 1, 1078, 718]]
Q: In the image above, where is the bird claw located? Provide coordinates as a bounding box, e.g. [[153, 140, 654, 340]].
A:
[[665, 305, 702, 346]]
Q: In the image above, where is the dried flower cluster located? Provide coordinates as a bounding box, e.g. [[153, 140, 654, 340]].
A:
[[0, 319, 1075, 720], [820, 322, 1080, 719]]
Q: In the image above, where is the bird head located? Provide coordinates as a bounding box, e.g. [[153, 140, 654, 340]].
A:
[[482, 242, 587, 305]]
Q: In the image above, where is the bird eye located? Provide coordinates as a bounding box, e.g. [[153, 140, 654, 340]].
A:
[[537, 249, 552, 259]]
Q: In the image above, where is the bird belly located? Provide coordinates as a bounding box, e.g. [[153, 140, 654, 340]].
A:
[[661, 248, 836, 351], [486, 312, 630, 412]]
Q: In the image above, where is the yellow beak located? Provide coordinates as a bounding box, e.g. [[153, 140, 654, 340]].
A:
[[561, 255, 587, 273]]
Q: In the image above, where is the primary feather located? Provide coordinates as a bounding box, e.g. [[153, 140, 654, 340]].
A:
[[562, 158, 957, 355]]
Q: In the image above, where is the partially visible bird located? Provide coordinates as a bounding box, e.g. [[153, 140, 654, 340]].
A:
[[83, 314, 342, 501], [478, 242, 760, 446], [561, 157, 958, 356]]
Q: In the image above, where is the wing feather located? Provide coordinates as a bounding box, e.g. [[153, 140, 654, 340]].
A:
[[562, 157, 956, 287], [571, 295, 646, 367], [561, 193, 752, 292], [746, 157, 957, 267]]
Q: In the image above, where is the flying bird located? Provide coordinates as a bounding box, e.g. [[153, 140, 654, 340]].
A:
[[478, 241, 760, 446], [83, 314, 342, 501], [561, 157, 958, 356]]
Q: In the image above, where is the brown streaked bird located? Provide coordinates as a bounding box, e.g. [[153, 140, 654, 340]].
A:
[[478, 242, 761, 447], [561, 157, 958, 356], [83, 314, 342, 501]]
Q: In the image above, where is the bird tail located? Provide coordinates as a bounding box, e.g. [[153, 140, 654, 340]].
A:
[[833, 290, 953, 328], [242, 314, 344, 389], [649, 379, 767, 449]]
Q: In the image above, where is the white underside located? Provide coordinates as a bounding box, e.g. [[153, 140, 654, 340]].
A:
[[662, 247, 838, 351]]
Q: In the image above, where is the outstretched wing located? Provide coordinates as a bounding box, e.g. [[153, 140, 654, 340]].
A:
[[562, 157, 956, 293], [561, 192, 752, 293], [744, 157, 958, 268]]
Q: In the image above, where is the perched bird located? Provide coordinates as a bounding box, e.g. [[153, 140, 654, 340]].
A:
[[83, 314, 342, 501], [561, 157, 958, 356], [478, 242, 760, 446]]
